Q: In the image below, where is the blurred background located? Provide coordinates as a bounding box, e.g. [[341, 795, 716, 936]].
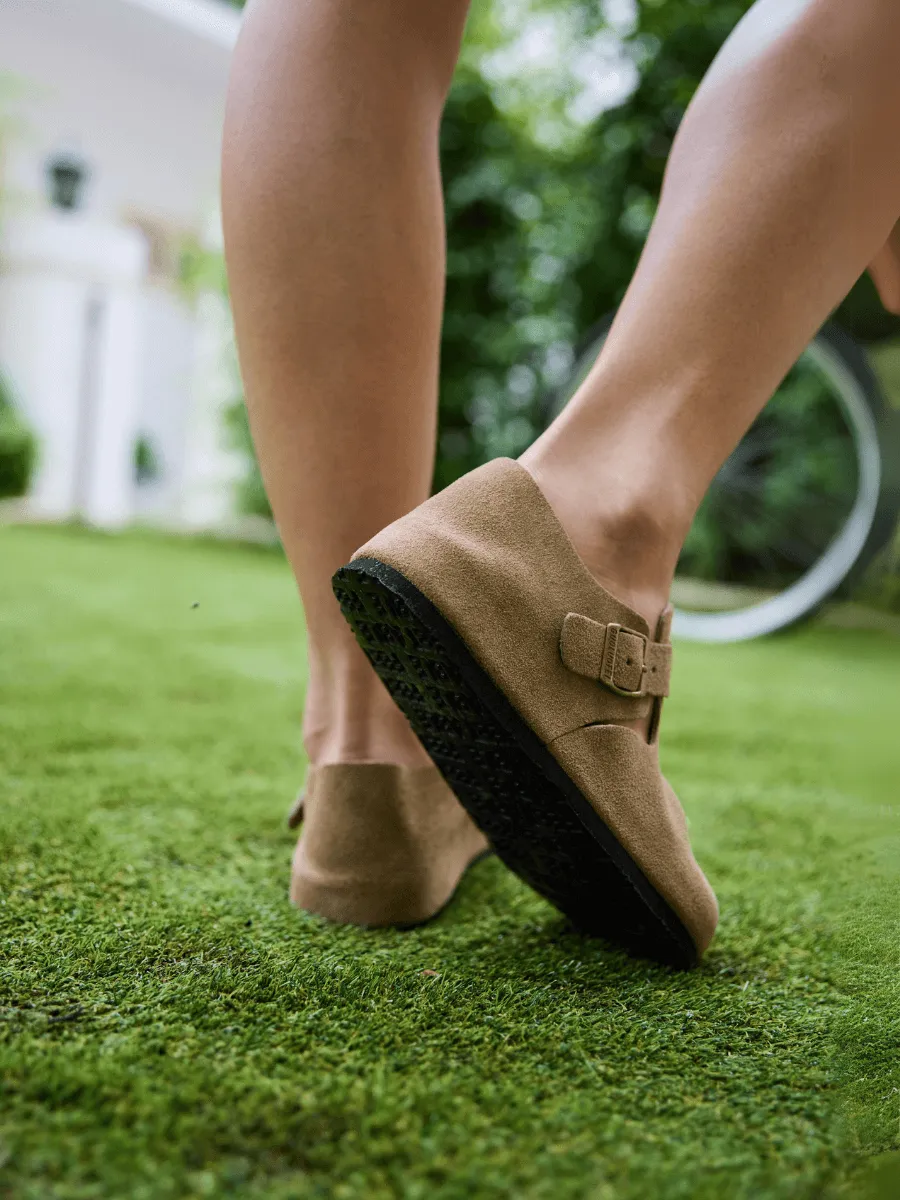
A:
[[4, 0, 900, 626]]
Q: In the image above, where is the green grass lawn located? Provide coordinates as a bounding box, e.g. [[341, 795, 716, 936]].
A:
[[1, 525, 899, 1200]]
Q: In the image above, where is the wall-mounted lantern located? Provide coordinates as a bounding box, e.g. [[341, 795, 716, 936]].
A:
[[46, 153, 90, 212]]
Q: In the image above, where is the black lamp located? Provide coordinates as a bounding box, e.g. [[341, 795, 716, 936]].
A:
[[46, 153, 90, 212]]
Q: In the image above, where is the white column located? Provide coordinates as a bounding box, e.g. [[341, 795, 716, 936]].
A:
[[0, 211, 148, 526], [177, 283, 244, 531], [80, 264, 146, 525]]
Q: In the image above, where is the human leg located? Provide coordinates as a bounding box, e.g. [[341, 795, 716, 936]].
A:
[[222, 0, 489, 927], [222, 0, 471, 768]]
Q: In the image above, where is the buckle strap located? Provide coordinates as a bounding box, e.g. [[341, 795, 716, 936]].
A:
[[560, 612, 671, 698]]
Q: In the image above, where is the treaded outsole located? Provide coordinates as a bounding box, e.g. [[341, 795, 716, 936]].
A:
[[333, 558, 697, 968]]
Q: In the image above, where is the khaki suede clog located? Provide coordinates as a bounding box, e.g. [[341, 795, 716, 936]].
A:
[[332, 458, 718, 966], [288, 763, 489, 928]]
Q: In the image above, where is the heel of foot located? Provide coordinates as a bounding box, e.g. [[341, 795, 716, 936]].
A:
[[289, 757, 488, 930]]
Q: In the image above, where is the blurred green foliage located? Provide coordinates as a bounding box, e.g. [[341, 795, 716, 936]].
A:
[[133, 435, 161, 486], [224, 399, 273, 519], [0, 76, 38, 500], [437, 57, 572, 487], [434, 0, 777, 487], [0, 373, 37, 501], [680, 356, 858, 586]]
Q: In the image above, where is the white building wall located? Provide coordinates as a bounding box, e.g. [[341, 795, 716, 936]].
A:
[[134, 283, 197, 518], [0, 0, 244, 529], [0, 0, 234, 228], [0, 212, 148, 526]]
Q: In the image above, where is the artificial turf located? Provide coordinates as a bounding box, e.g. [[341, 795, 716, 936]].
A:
[[1, 524, 898, 1199]]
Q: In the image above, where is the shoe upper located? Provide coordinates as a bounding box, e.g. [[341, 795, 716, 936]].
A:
[[352, 458, 718, 954]]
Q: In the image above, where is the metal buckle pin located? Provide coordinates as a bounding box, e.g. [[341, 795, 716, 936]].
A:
[[600, 623, 648, 698]]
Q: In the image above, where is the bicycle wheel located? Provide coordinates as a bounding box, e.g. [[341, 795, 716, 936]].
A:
[[542, 318, 900, 642]]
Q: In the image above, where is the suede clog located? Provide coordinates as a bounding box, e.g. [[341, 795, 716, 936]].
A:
[[332, 458, 718, 966], [289, 763, 489, 928]]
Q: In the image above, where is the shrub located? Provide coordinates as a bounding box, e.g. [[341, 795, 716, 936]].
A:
[[133, 435, 161, 486], [224, 398, 272, 520], [0, 375, 37, 500]]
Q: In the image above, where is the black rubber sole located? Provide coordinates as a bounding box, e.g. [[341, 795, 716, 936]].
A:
[[333, 558, 697, 968]]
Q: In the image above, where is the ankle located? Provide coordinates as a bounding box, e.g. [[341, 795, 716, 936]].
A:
[[303, 657, 431, 768], [577, 500, 681, 628], [519, 448, 690, 630], [305, 723, 431, 769]]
